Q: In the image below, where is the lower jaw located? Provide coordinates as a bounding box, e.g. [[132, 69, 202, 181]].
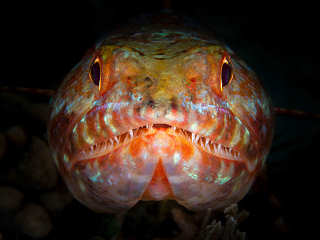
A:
[[70, 129, 250, 211], [139, 149, 246, 203], [124, 130, 247, 205]]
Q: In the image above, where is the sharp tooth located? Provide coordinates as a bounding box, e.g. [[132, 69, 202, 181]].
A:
[[123, 134, 128, 142], [181, 129, 186, 137], [206, 143, 211, 152], [129, 129, 133, 138], [200, 139, 205, 148], [114, 136, 119, 144], [217, 144, 221, 152], [192, 133, 195, 142], [205, 138, 209, 147], [214, 144, 217, 152], [110, 138, 114, 145], [173, 126, 176, 131], [195, 134, 200, 143], [232, 153, 237, 160]]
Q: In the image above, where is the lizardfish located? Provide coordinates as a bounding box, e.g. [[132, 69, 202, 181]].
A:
[[48, 13, 274, 213]]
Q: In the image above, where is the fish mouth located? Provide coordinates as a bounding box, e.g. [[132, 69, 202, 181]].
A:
[[68, 122, 257, 211], [75, 123, 243, 163]]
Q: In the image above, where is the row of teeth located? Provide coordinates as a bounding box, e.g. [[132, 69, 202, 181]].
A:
[[177, 128, 241, 161], [84, 124, 240, 161], [86, 126, 150, 153]]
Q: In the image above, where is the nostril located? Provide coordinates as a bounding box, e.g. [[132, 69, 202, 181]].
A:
[[144, 76, 152, 82], [170, 97, 178, 110], [147, 99, 156, 108]]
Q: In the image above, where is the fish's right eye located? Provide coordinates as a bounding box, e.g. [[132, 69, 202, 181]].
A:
[[221, 57, 233, 89]]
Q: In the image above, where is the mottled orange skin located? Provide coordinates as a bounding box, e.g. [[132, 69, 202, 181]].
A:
[[48, 16, 274, 213]]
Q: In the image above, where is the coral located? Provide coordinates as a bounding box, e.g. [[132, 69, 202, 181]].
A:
[[15, 203, 52, 238], [197, 204, 249, 240], [133, 202, 250, 240], [18, 136, 58, 190], [40, 186, 73, 212], [0, 186, 24, 213], [5, 125, 27, 147]]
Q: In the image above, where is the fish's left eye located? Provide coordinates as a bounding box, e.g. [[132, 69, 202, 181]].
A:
[[221, 57, 233, 88], [89, 57, 102, 88]]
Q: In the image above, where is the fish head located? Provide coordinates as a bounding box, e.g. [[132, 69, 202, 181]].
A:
[[48, 32, 274, 213]]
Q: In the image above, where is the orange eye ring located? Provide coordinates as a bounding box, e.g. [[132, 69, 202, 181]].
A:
[[220, 56, 233, 90], [89, 57, 102, 91]]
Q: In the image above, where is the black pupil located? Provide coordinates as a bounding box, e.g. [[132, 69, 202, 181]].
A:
[[221, 63, 232, 87], [91, 61, 100, 86]]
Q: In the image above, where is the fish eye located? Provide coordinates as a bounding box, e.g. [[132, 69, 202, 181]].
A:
[[221, 57, 233, 88], [89, 57, 101, 88]]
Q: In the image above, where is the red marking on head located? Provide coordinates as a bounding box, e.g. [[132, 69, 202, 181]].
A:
[[180, 137, 194, 160], [129, 138, 146, 158], [142, 158, 174, 200]]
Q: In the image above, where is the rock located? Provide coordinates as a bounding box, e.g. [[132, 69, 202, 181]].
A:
[[29, 103, 50, 124], [0, 133, 7, 161], [18, 136, 58, 190], [0, 186, 24, 213], [15, 203, 52, 238], [0, 168, 20, 185], [40, 188, 73, 212], [5, 125, 27, 147]]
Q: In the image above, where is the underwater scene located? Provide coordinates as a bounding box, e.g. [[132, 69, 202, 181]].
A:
[[1, 1, 319, 240]]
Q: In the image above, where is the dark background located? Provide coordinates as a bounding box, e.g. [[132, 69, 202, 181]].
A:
[[2, 1, 320, 239]]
